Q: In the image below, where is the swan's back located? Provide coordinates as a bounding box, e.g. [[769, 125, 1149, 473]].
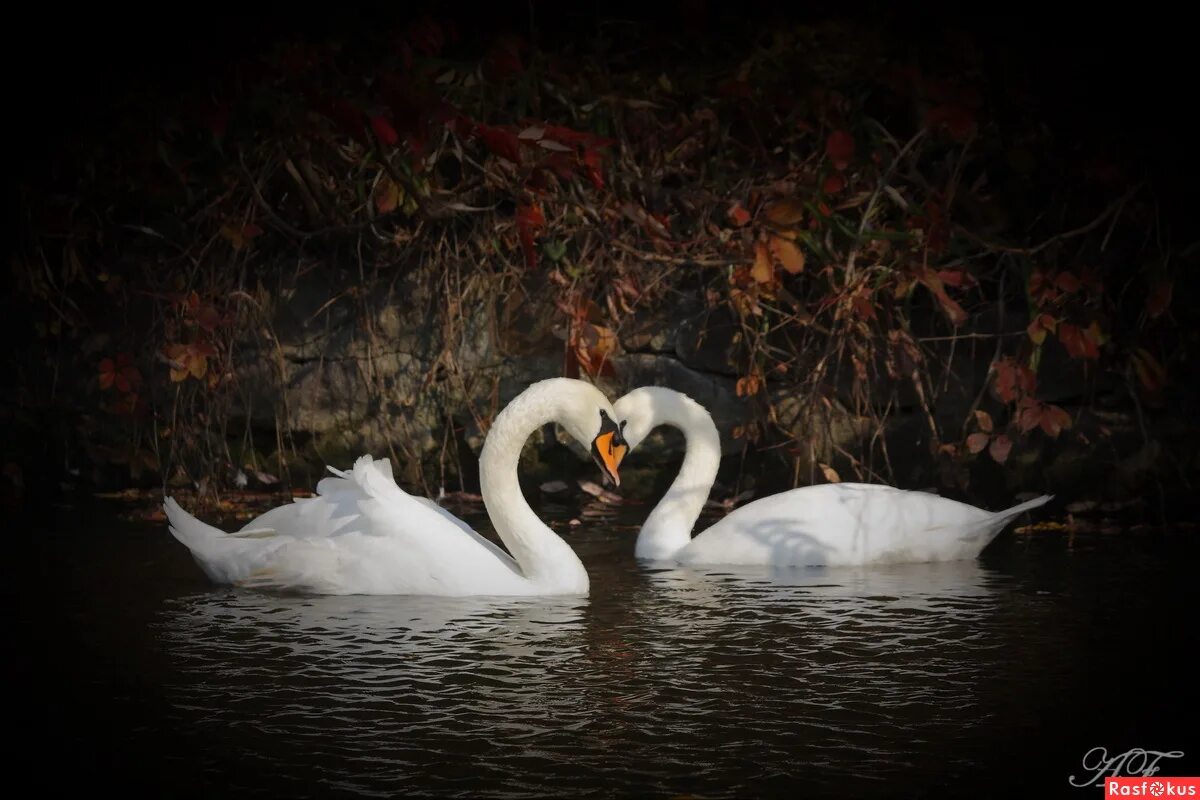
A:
[[682, 483, 1048, 567]]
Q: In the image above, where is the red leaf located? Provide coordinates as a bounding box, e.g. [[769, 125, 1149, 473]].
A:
[[483, 35, 524, 82], [204, 101, 230, 140], [98, 358, 115, 390], [194, 303, 224, 332], [966, 432, 990, 454], [1146, 280, 1173, 319], [1058, 322, 1098, 360], [1055, 272, 1082, 293], [1132, 348, 1167, 396], [974, 409, 994, 433], [538, 152, 579, 181], [517, 203, 545, 270], [850, 292, 876, 321], [988, 434, 1012, 464], [474, 124, 522, 164], [1017, 363, 1038, 395], [993, 358, 1036, 403], [309, 94, 367, 145], [582, 148, 605, 190], [717, 80, 752, 100], [925, 104, 977, 141], [937, 268, 976, 288], [825, 129, 855, 170], [728, 203, 752, 227], [1017, 399, 1043, 433], [406, 16, 445, 57], [370, 115, 399, 147], [822, 172, 846, 194]]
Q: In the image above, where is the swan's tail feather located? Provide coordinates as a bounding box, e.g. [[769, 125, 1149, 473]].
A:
[[968, 494, 1053, 554], [993, 494, 1054, 522], [164, 496, 230, 550], [164, 496, 282, 585]]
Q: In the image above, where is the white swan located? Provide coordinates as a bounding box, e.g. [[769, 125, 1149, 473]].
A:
[[164, 378, 627, 596], [612, 386, 1052, 566]]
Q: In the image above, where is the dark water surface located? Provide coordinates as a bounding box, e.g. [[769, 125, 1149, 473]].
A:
[[8, 502, 1198, 798]]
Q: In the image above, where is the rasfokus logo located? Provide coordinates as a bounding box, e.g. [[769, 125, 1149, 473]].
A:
[[1104, 777, 1200, 797], [1070, 748, 1186, 788]]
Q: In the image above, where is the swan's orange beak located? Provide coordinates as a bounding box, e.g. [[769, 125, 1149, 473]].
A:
[[590, 412, 628, 488], [591, 431, 624, 487]]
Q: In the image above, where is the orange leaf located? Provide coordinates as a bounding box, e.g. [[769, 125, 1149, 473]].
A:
[[1017, 400, 1043, 433], [736, 373, 763, 397], [763, 198, 804, 227], [1026, 313, 1057, 345], [750, 241, 774, 284], [825, 129, 855, 170], [769, 235, 806, 274], [966, 432, 990, 454], [988, 434, 1012, 464], [1132, 348, 1166, 395], [374, 176, 401, 214], [974, 409, 993, 433], [1038, 404, 1072, 438], [920, 269, 967, 326], [819, 463, 841, 483]]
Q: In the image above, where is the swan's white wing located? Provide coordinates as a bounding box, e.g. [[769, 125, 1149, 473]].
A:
[[683, 483, 1040, 567], [175, 456, 526, 595]]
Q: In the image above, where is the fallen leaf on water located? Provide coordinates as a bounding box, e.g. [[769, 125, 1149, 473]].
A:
[[577, 480, 623, 503]]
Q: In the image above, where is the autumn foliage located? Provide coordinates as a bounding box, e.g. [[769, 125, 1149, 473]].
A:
[[6, 13, 1193, 508]]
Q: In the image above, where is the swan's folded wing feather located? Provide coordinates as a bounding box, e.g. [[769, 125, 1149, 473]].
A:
[[347, 456, 518, 570]]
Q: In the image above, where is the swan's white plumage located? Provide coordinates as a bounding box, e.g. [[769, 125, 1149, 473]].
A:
[[165, 378, 612, 596], [613, 386, 1052, 567]]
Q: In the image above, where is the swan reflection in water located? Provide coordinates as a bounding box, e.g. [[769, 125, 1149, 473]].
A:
[[152, 558, 1012, 796]]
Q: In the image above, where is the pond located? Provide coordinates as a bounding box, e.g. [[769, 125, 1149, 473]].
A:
[[8, 501, 1198, 798]]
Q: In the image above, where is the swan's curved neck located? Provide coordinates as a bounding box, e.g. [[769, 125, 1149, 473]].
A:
[[634, 393, 722, 560], [479, 381, 592, 592]]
